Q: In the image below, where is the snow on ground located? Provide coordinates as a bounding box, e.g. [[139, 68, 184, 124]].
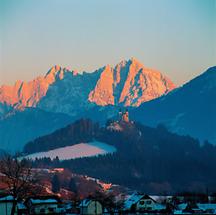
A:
[[23, 141, 116, 161]]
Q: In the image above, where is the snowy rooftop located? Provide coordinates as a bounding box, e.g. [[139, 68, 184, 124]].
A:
[[0, 195, 14, 201], [150, 195, 173, 202], [29, 198, 59, 205], [17, 202, 27, 210], [177, 203, 187, 210], [197, 203, 216, 210], [124, 193, 144, 209]]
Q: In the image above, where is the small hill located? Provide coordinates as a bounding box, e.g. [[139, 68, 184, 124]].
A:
[[24, 118, 216, 194]]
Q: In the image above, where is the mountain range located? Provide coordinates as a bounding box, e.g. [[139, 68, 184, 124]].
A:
[[0, 58, 215, 152], [0, 58, 175, 115], [81, 66, 216, 144]]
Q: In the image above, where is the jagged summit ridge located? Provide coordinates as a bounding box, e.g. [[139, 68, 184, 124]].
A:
[[0, 65, 75, 109], [0, 58, 175, 111], [89, 58, 175, 106], [45, 65, 78, 78]]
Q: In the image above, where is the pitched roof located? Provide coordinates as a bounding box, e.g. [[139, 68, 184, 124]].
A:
[[26, 196, 61, 205], [177, 203, 187, 210], [124, 193, 156, 209], [0, 195, 14, 202], [30, 198, 58, 204], [197, 203, 216, 211]]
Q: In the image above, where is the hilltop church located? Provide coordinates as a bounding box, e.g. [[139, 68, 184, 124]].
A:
[[119, 109, 129, 123]]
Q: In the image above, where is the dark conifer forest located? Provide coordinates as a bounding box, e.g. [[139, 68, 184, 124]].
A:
[[25, 119, 216, 194]]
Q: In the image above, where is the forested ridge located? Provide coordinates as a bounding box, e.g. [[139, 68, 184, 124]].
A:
[[26, 119, 216, 194]]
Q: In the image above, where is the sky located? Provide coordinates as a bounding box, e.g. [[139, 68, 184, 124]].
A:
[[0, 0, 215, 86]]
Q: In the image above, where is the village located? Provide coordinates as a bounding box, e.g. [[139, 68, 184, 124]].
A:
[[1, 190, 216, 215], [1, 164, 216, 215], [1, 111, 216, 215], [0, 165, 216, 215]]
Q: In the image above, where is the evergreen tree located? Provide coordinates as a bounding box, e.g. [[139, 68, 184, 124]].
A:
[[52, 174, 60, 193], [69, 177, 77, 194]]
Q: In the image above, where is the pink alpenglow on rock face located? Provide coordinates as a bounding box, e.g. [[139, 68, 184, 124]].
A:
[[0, 58, 175, 110], [88, 58, 175, 107], [88, 65, 115, 106], [0, 65, 75, 109]]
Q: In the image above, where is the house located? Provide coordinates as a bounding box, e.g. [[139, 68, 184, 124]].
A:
[[119, 109, 129, 123], [25, 196, 65, 215], [182, 202, 203, 214], [197, 203, 216, 214], [64, 201, 79, 214], [17, 203, 28, 215], [79, 199, 103, 215], [124, 193, 166, 212], [174, 203, 187, 214], [0, 194, 27, 215], [0, 194, 15, 215]]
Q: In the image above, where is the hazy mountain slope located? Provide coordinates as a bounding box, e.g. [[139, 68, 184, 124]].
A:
[[37, 69, 101, 116], [0, 102, 13, 118], [0, 108, 73, 152], [131, 66, 216, 144]]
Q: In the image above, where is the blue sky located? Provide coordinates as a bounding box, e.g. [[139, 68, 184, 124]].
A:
[[0, 0, 215, 86]]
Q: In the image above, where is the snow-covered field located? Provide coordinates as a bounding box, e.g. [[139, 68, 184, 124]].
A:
[[23, 141, 116, 161]]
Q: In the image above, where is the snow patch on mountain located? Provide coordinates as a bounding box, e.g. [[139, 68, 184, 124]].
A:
[[22, 141, 116, 161]]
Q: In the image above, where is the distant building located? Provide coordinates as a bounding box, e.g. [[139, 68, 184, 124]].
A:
[[79, 199, 103, 215], [175, 202, 216, 214], [0, 194, 27, 215], [0, 195, 15, 215], [124, 193, 166, 212], [17, 202, 28, 215], [48, 168, 64, 174], [119, 109, 129, 122], [25, 196, 65, 215], [197, 203, 216, 214]]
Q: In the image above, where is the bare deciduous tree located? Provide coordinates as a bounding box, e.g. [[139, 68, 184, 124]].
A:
[[0, 155, 41, 215]]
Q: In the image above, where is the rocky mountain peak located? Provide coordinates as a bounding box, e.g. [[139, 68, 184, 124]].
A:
[[0, 58, 176, 111], [88, 65, 115, 106], [88, 58, 175, 106], [0, 65, 79, 109], [45, 65, 76, 82]]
